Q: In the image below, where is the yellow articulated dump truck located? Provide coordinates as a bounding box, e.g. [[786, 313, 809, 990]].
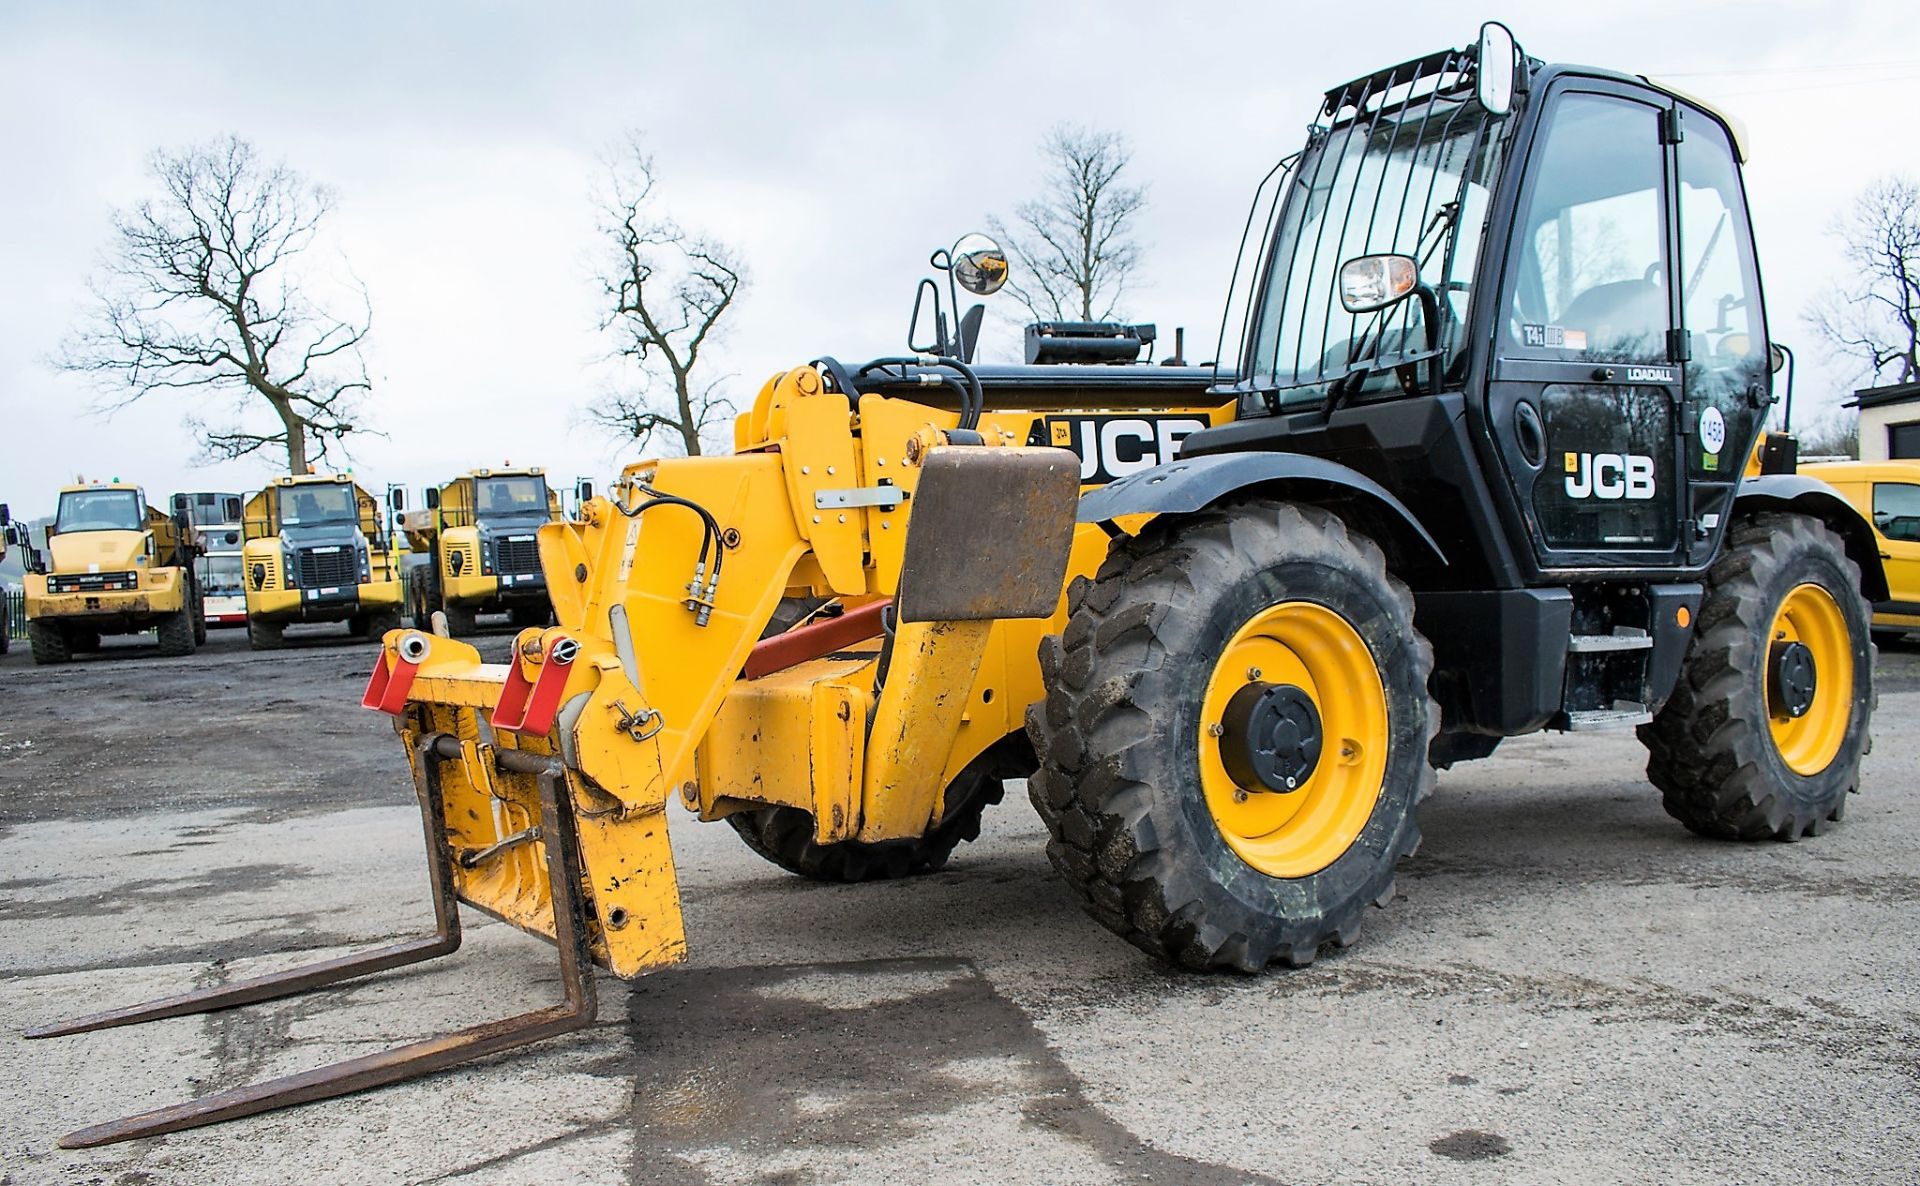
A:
[[16, 482, 204, 665], [399, 467, 563, 635], [240, 474, 404, 650]]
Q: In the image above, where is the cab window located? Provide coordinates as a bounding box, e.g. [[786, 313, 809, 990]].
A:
[[1503, 93, 1671, 364], [1677, 106, 1767, 476], [55, 489, 143, 534], [1873, 483, 1920, 543]]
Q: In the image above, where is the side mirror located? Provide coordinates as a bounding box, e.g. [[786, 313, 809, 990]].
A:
[[171, 493, 190, 516], [1476, 22, 1517, 118], [224, 496, 243, 522], [388, 486, 407, 512], [0, 503, 10, 527], [424, 487, 440, 510], [950, 233, 1009, 296], [1338, 254, 1419, 314], [575, 479, 594, 506], [1770, 342, 1788, 374]]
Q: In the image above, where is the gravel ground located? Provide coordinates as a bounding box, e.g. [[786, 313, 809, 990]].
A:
[[1, 622, 1916, 1185]]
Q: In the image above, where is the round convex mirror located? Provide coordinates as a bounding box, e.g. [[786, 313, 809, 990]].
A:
[[951, 233, 1009, 296]]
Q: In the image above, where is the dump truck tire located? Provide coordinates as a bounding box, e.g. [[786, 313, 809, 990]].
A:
[[359, 608, 403, 639], [1641, 512, 1873, 840], [156, 602, 197, 657], [247, 616, 287, 651], [442, 604, 477, 637], [1028, 499, 1436, 971], [724, 767, 1005, 882], [28, 620, 71, 665], [510, 605, 552, 628]]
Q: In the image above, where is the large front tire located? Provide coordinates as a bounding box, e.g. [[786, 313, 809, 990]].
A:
[[247, 615, 287, 651], [1640, 513, 1872, 839], [28, 620, 71, 665], [442, 603, 478, 637], [156, 602, 197, 657], [1028, 499, 1437, 971]]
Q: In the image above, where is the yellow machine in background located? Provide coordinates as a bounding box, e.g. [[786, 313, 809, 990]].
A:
[[16, 482, 204, 664], [1801, 459, 1920, 642], [398, 467, 563, 635], [241, 474, 404, 650]]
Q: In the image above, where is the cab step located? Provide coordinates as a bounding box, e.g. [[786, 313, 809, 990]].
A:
[[1563, 703, 1653, 730], [1567, 628, 1652, 653]]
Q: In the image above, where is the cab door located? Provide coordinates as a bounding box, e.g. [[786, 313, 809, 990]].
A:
[[1486, 83, 1688, 568], [1672, 104, 1771, 565]]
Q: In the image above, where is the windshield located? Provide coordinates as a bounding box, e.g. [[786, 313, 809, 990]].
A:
[[279, 483, 359, 528], [475, 476, 548, 518], [1244, 87, 1502, 408], [56, 489, 143, 533], [198, 553, 246, 594]]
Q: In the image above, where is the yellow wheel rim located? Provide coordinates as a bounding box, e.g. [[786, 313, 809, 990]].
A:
[[1198, 601, 1388, 879], [1767, 583, 1853, 777]]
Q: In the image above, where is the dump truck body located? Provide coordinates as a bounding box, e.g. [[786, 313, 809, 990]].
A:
[[400, 467, 563, 633], [241, 475, 404, 648], [20, 483, 203, 662]]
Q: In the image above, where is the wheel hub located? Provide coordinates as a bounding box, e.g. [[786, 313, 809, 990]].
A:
[[1768, 639, 1818, 719], [1219, 682, 1323, 793]]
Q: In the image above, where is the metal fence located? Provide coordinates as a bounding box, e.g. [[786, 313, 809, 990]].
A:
[[4, 588, 23, 642]]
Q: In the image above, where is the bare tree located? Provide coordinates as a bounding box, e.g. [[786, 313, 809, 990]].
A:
[[61, 136, 371, 475], [586, 136, 744, 457], [1806, 175, 1920, 385], [988, 125, 1148, 323]]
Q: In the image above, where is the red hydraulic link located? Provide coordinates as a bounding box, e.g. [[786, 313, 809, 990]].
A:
[[361, 632, 432, 716], [491, 633, 580, 735], [743, 599, 891, 680]]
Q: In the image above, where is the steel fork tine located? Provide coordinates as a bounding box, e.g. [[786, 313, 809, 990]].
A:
[[26, 733, 464, 1039], [53, 762, 597, 1149]]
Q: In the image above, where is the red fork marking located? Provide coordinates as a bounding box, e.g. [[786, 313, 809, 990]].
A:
[[361, 645, 423, 715], [491, 636, 577, 735]]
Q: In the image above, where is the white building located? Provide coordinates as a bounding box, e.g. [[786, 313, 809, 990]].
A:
[[1851, 381, 1920, 461]]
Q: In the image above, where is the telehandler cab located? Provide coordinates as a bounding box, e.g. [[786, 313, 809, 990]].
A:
[[33, 25, 1881, 1149]]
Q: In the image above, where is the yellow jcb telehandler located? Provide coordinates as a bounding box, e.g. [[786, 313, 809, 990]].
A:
[[34, 25, 1885, 1150]]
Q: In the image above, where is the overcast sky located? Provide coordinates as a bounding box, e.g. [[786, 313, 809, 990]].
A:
[[2, 2, 1915, 516]]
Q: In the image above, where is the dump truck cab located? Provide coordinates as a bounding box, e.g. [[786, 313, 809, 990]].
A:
[[241, 474, 404, 649], [399, 467, 563, 635], [19, 482, 204, 664]]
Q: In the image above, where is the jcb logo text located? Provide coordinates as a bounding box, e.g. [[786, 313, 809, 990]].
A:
[[1564, 452, 1656, 500]]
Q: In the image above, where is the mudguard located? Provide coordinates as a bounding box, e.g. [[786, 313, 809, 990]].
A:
[[1076, 452, 1446, 565], [1735, 473, 1889, 601]]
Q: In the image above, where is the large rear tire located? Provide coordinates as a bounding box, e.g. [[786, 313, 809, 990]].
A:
[[1028, 499, 1437, 971], [1640, 513, 1872, 839], [156, 602, 197, 657], [725, 765, 1006, 882], [28, 620, 71, 665]]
